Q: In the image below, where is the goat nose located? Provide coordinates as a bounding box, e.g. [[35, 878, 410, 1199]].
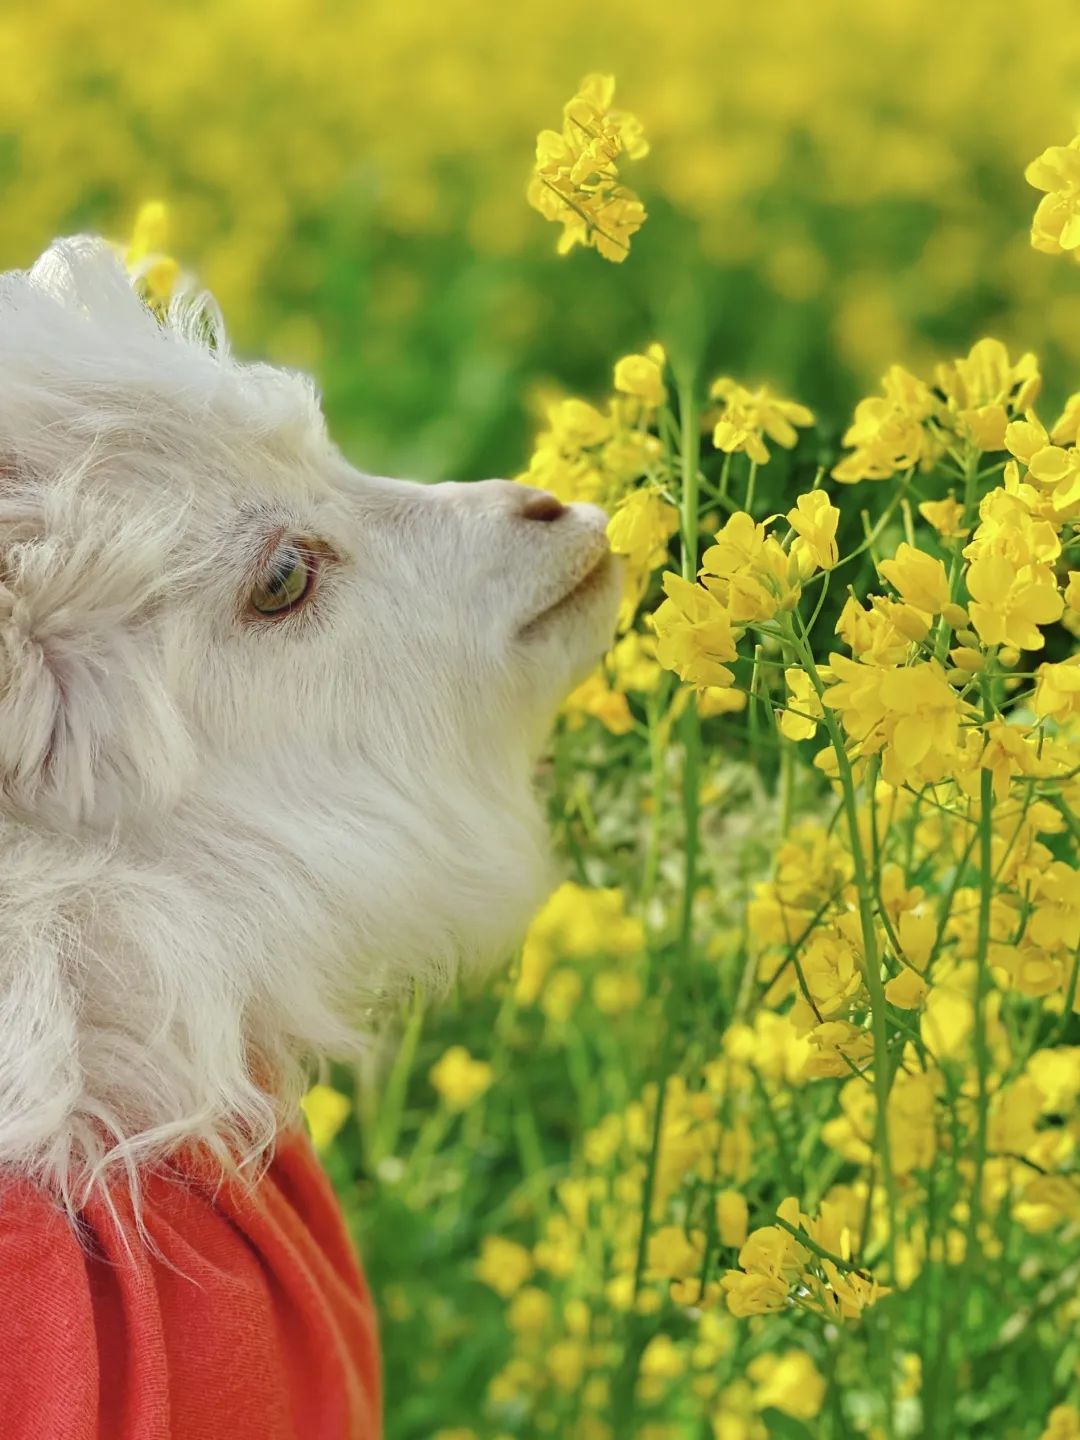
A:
[[519, 490, 568, 522]]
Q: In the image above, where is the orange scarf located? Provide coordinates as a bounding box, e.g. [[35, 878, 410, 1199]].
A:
[[0, 1131, 381, 1438]]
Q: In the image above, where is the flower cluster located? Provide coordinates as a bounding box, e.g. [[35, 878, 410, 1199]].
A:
[[465, 309, 1078, 1434], [832, 339, 1041, 483], [709, 379, 814, 467], [1027, 135, 1080, 257], [720, 1195, 891, 1319], [301, 96, 1080, 1440], [527, 74, 648, 263], [518, 345, 667, 510]]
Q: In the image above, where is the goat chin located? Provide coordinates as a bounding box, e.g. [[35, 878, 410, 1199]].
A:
[[0, 236, 619, 1208]]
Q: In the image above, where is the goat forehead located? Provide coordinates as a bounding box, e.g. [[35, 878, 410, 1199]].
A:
[[1, 242, 330, 471]]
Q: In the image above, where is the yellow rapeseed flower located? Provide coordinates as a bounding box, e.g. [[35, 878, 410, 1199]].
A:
[[833, 365, 938, 482], [1040, 1401, 1080, 1437], [653, 573, 740, 688], [715, 1189, 749, 1248], [747, 1351, 825, 1421], [934, 337, 1040, 451], [700, 512, 800, 623], [1026, 136, 1080, 254], [825, 654, 966, 787], [919, 495, 969, 538], [528, 73, 648, 263], [562, 670, 635, 736], [966, 554, 1063, 650], [613, 343, 667, 407], [607, 487, 680, 626], [1035, 656, 1080, 722], [787, 490, 840, 571], [884, 967, 929, 1008], [779, 667, 823, 741], [475, 1235, 534, 1298], [123, 199, 181, 307], [300, 1083, 351, 1152], [710, 378, 814, 466], [429, 1045, 495, 1111], [878, 541, 951, 616]]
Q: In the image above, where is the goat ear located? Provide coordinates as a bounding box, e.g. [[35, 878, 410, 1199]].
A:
[[0, 476, 193, 825]]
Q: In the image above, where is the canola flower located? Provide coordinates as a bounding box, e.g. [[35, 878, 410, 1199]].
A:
[[709, 379, 814, 467], [527, 73, 648, 263], [300, 1082, 352, 1152], [122, 199, 180, 307], [1028, 135, 1080, 257], [428, 1045, 495, 1111]]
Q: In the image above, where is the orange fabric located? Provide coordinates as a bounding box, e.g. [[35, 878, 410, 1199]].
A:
[[0, 1131, 381, 1439]]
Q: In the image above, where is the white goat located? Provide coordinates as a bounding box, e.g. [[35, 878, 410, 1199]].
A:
[[0, 236, 620, 1210]]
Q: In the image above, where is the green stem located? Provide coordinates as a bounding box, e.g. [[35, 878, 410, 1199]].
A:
[[933, 447, 979, 665], [772, 1214, 874, 1279], [962, 684, 996, 1296], [783, 620, 898, 1436], [632, 368, 701, 1298], [745, 458, 759, 514]]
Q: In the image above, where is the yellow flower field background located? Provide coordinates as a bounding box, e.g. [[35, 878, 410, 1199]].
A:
[[14, 3, 1080, 1437]]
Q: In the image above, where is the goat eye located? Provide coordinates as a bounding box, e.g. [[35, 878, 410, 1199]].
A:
[[250, 545, 312, 615]]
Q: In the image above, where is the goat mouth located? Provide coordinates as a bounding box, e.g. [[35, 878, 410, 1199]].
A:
[[518, 552, 615, 639]]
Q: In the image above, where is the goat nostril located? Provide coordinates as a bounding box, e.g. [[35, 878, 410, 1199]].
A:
[[520, 492, 568, 523]]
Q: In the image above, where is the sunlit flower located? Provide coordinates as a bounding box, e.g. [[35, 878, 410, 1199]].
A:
[[562, 669, 635, 735], [653, 573, 740, 687], [710, 378, 814, 466], [966, 554, 1063, 650], [787, 490, 840, 571], [609, 630, 663, 693], [884, 967, 928, 1008], [1051, 392, 1080, 444], [300, 1083, 351, 1152], [697, 685, 748, 718], [919, 495, 969, 538], [528, 73, 648, 262], [592, 969, 644, 1015], [429, 1046, 495, 1111], [934, 337, 1040, 450], [835, 595, 913, 666], [1036, 1403, 1080, 1439], [1028, 861, 1080, 950], [476, 1235, 534, 1298], [833, 365, 939, 482], [825, 654, 966, 786], [746, 1351, 825, 1421], [1005, 417, 1080, 513], [1026, 135, 1080, 254], [700, 512, 800, 622], [779, 666, 823, 741], [715, 1190, 749, 1248], [520, 391, 664, 508], [1035, 656, 1080, 722], [648, 1225, 706, 1281], [878, 541, 950, 616], [614, 343, 667, 407], [123, 199, 180, 306], [789, 930, 863, 1029], [515, 883, 645, 1007], [607, 487, 680, 625]]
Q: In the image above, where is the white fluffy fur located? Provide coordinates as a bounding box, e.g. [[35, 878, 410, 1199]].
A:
[[0, 236, 619, 1208]]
